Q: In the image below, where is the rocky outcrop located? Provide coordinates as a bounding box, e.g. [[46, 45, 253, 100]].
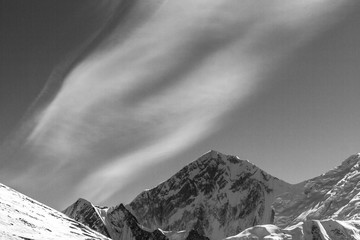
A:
[[115, 203, 168, 240], [63, 198, 110, 237], [64, 199, 169, 240]]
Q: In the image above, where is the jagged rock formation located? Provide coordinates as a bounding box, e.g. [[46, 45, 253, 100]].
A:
[[63, 199, 169, 240], [115, 203, 169, 240], [63, 198, 111, 237], [0, 183, 110, 240], [65, 150, 292, 240]]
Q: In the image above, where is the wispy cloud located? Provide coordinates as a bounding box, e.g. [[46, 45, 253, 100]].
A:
[[1, 0, 355, 207]]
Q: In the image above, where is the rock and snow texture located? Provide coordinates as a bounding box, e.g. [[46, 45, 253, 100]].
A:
[[63, 199, 169, 240], [65, 150, 292, 240], [225, 153, 360, 240], [225, 219, 360, 240], [128, 150, 291, 239], [63, 198, 111, 237], [273, 153, 360, 227], [4, 151, 360, 240], [63, 151, 360, 240], [0, 183, 110, 240]]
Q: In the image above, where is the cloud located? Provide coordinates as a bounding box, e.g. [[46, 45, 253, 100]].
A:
[[1, 0, 355, 207]]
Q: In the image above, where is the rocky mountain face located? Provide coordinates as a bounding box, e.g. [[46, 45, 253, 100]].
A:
[[63, 198, 111, 237], [0, 183, 110, 240], [63, 198, 170, 240], [63, 151, 360, 239], [3, 150, 360, 240], [2, 150, 360, 240], [225, 153, 360, 239], [64, 150, 292, 240], [273, 153, 360, 227], [128, 150, 292, 239]]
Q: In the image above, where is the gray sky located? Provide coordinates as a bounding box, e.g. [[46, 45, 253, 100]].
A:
[[1, 0, 360, 210]]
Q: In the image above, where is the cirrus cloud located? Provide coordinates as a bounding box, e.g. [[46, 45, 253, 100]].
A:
[[1, 0, 356, 208]]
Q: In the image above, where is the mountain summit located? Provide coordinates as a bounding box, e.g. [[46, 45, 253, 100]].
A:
[[64, 150, 292, 240]]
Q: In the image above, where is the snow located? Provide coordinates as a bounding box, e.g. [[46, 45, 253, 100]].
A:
[[125, 150, 293, 239], [0, 183, 110, 240], [225, 219, 360, 240], [273, 153, 360, 227], [61, 151, 360, 240]]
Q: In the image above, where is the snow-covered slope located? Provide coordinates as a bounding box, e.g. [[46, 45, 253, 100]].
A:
[[65, 150, 292, 240], [225, 219, 360, 240], [0, 183, 110, 240], [273, 153, 360, 227]]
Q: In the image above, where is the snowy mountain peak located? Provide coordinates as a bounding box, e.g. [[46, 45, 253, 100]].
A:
[[192, 150, 249, 167], [62, 151, 360, 240], [127, 151, 292, 239], [64, 151, 292, 240], [176, 150, 274, 192]]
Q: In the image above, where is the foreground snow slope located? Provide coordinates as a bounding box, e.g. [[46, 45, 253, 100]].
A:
[[0, 183, 110, 240]]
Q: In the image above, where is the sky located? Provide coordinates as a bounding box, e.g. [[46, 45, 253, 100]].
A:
[[1, 0, 360, 210]]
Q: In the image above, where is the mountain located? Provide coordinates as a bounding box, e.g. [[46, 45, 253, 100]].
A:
[[64, 150, 292, 239], [0, 183, 110, 240], [63, 198, 111, 237], [273, 153, 360, 227], [63, 151, 360, 239], [63, 198, 169, 240], [225, 153, 360, 240], [3, 150, 360, 240]]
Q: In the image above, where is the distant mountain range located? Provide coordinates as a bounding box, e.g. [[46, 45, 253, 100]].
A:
[[2, 150, 360, 239]]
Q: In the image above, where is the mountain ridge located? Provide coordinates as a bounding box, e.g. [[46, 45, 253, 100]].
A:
[[64, 150, 360, 240], [2, 150, 360, 239], [64, 150, 293, 239], [273, 153, 360, 228]]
